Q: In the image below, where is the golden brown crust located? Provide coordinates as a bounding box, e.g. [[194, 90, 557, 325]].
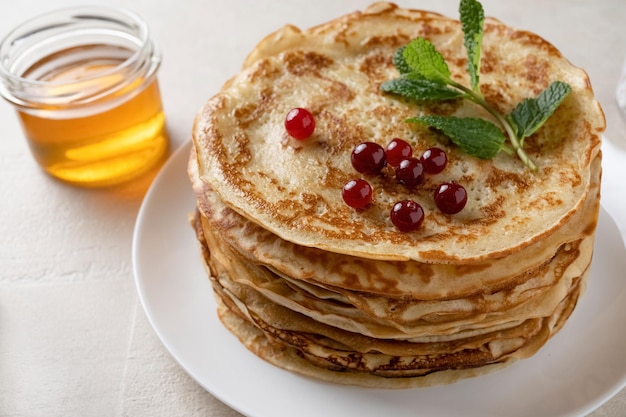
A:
[[192, 2, 604, 262], [189, 2, 603, 388], [189, 148, 601, 299], [196, 203, 592, 338], [209, 265, 586, 387]]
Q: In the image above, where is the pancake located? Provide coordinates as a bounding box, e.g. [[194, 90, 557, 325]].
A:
[[196, 207, 592, 340], [196, 201, 587, 386], [190, 147, 601, 301], [192, 2, 604, 263], [188, 2, 605, 387]]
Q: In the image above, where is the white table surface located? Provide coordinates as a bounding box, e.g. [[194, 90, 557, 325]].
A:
[[1, 1, 625, 416]]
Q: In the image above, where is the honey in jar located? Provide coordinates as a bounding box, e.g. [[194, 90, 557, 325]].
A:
[[0, 7, 169, 187]]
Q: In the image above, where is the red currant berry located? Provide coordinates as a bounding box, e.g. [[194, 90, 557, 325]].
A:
[[385, 138, 413, 167], [285, 108, 315, 140], [390, 200, 425, 232], [395, 158, 424, 187], [342, 179, 373, 209], [351, 142, 386, 175], [420, 147, 448, 174], [434, 182, 467, 214]]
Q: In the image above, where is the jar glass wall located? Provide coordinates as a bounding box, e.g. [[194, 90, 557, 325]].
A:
[[0, 6, 169, 187]]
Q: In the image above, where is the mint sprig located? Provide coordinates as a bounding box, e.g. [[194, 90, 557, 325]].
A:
[[381, 0, 571, 171]]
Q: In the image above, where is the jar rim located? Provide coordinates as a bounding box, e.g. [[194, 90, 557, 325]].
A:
[[0, 5, 161, 107]]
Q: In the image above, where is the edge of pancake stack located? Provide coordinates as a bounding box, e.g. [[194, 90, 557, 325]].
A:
[[188, 2, 605, 387]]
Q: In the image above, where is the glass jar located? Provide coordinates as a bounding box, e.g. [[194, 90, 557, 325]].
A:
[[0, 6, 169, 187]]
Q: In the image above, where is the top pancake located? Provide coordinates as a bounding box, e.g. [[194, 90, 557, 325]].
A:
[[192, 2, 605, 262]]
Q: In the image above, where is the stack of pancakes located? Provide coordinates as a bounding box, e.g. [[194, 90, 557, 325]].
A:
[[188, 3, 605, 387]]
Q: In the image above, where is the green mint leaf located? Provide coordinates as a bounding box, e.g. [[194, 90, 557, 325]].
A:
[[509, 81, 572, 139], [408, 115, 505, 159], [459, 0, 485, 91], [392, 46, 412, 75], [403, 38, 452, 84], [381, 76, 464, 101]]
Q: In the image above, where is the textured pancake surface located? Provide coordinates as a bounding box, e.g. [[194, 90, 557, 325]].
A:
[[189, 2, 605, 388], [190, 152, 601, 300], [192, 2, 604, 262], [194, 207, 589, 387]]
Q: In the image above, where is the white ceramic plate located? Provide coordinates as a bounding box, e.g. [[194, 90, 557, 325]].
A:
[[133, 140, 626, 417]]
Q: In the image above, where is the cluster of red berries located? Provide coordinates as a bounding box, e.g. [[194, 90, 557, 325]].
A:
[[284, 108, 467, 232], [343, 138, 467, 231]]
